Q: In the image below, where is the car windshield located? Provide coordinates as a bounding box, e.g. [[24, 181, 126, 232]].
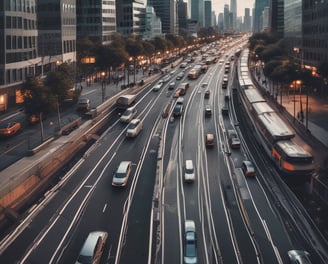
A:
[[123, 109, 131, 115], [185, 233, 196, 257], [128, 123, 137, 129], [77, 254, 93, 264], [186, 168, 194, 174]]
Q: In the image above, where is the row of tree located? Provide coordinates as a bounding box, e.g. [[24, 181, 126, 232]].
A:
[[23, 32, 221, 119], [248, 32, 328, 95]]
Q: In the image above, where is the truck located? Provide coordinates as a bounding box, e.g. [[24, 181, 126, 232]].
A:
[[116, 94, 137, 109]]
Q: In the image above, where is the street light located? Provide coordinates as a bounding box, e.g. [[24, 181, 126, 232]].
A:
[[296, 80, 303, 121], [101, 71, 106, 102]]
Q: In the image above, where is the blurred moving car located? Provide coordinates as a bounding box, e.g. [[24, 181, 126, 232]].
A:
[[168, 82, 176, 90], [112, 161, 132, 187], [287, 250, 312, 264], [126, 118, 143, 137], [120, 106, 137, 123], [0, 122, 21, 136], [176, 72, 185, 80], [184, 220, 197, 264], [241, 160, 256, 177], [205, 105, 212, 117], [204, 90, 210, 99], [205, 133, 215, 148], [227, 129, 241, 149], [184, 160, 195, 182], [76, 231, 108, 264], [77, 98, 90, 111]]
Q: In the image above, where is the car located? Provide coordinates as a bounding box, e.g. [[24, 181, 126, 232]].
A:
[[241, 160, 256, 177], [184, 160, 195, 182], [77, 98, 90, 111], [0, 122, 21, 136], [120, 106, 137, 123], [153, 83, 163, 91], [112, 161, 132, 187], [227, 129, 241, 149], [221, 105, 228, 116], [176, 72, 184, 80], [205, 104, 212, 117], [168, 82, 176, 90], [173, 88, 182, 98], [201, 82, 208, 88], [173, 102, 184, 117], [184, 220, 197, 264], [126, 118, 143, 138], [162, 75, 171, 83], [205, 133, 215, 148], [288, 250, 312, 264], [204, 90, 210, 99], [76, 231, 108, 264], [180, 62, 188, 68]]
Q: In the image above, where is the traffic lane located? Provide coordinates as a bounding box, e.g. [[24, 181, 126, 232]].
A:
[[162, 122, 183, 264], [118, 136, 159, 264], [243, 175, 292, 263]]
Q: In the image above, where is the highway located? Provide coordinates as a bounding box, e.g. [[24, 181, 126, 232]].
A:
[[0, 38, 327, 264]]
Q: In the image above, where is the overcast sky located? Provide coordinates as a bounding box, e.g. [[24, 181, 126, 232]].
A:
[[212, 0, 255, 17]]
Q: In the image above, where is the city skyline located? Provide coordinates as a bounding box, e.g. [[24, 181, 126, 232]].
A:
[[212, 0, 254, 16]]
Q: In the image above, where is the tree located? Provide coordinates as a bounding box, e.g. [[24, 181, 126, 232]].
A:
[[22, 76, 56, 117], [45, 63, 76, 102]]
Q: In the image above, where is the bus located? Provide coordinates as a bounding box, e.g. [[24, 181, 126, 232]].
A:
[[187, 65, 202, 80]]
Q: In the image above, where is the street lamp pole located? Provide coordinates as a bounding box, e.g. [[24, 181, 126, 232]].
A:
[[101, 71, 106, 102]]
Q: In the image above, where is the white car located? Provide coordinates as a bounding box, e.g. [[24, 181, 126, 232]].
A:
[[153, 82, 163, 91], [126, 118, 143, 137], [184, 160, 195, 182], [120, 106, 137, 123], [112, 161, 132, 187]]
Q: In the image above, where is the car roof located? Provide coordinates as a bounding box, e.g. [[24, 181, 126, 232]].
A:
[[117, 161, 131, 173], [185, 160, 193, 169], [80, 231, 107, 256], [130, 118, 140, 125], [185, 220, 195, 232]]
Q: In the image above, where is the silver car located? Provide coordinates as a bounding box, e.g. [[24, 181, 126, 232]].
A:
[[184, 220, 197, 264]]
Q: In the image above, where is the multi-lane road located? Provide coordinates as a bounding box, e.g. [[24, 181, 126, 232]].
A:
[[1, 39, 328, 264]]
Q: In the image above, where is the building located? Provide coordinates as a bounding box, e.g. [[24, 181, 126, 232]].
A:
[[76, 0, 116, 45], [270, 0, 284, 37], [262, 6, 270, 31], [230, 0, 237, 30], [244, 8, 252, 32], [204, 0, 212, 28], [177, 0, 188, 36], [116, 0, 146, 37], [284, 0, 302, 51], [190, 0, 204, 27], [38, 0, 76, 75], [148, 0, 177, 35], [144, 6, 162, 39], [302, 0, 328, 67], [223, 4, 230, 31], [253, 0, 270, 33]]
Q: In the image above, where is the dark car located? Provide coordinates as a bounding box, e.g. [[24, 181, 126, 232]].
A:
[[204, 90, 210, 99], [184, 220, 197, 264], [205, 104, 212, 117], [241, 160, 256, 177]]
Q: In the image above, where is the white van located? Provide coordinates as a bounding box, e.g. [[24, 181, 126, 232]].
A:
[[184, 160, 195, 182], [120, 106, 137, 123], [76, 231, 108, 264], [112, 161, 132, 187]]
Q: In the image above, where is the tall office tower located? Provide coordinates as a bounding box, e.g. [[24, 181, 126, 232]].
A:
[[244, 8, 252, 32], [148, 0, 177, 34], [76, 0, 116, 45], [223, 4, 230, 31], [204, 0, 212, 28], [190, 0, 204, 27], [0, 0, 38, 110], [230, 0, 237, 29], [253, 0, 270, 33], [302, 0, 328, 67], [284, 0, 302, 50], [116, 0, 146, 37], [144, 6, 162, 39], [270, 0, 284, 37], [38, 0, 77, 74], [177, 0, 188, 36]]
